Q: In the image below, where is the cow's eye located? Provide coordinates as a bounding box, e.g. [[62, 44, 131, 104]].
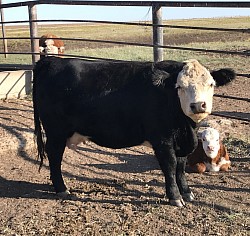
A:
[[210, 83, 214, 88], [176, 85, 182, 90]]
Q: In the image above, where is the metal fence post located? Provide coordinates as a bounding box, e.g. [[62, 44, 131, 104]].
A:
[[0, 0, 8, 58], [28, 4, 39, 65], [152, 4, 164, 63]]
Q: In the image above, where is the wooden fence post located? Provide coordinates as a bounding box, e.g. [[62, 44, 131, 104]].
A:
[[28, 4, 39, 65], [152, 4, 164, 63]]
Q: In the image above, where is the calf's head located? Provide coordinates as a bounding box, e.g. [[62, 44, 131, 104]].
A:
[[200, 128, 220, 158], [175, 59, 235, 123]]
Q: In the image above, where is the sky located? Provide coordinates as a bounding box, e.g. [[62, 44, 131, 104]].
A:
[[1, 0, 250, 23]]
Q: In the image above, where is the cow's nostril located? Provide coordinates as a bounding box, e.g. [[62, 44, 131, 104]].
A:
[[190, 102, 207, 114], [201, 102, 206, 110]]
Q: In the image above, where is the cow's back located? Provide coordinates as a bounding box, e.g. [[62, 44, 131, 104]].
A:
[[34, 57, 152, 98]]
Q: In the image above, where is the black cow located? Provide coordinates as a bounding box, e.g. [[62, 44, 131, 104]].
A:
[[33, 57, 235, 206]]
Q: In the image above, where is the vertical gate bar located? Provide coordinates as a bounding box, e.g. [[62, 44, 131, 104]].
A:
[[0, 0, 8, 58], [152, 4, 164, 62], [28, 3, 39, 65]]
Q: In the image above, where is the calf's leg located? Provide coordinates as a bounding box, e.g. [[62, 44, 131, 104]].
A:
[[187, 162, 206, 173]]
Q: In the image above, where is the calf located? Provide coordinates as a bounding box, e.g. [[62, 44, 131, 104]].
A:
[[33, 57, 235, 206], [187, 128, 231, 173], [39, 33, 65, 58]]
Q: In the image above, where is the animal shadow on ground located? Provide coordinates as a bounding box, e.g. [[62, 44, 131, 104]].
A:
[[1, 142, 166, 205], [63, 145, 167, 202], [0, 176, 55, 199], [2, 138, 249, 208], [74, 145, 160, 173]]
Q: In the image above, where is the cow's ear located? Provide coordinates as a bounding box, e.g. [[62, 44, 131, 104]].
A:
[[210, 68, 236, 87], [152, 69, 173, 87]]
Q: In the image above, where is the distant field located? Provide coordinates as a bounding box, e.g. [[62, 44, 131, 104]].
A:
[[0, 16, 249, 73]]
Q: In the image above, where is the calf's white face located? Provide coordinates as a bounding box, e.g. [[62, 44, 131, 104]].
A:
[[176, 59, 216, 123], [44, 39, 59, 56], [201, 128, 220, 159]]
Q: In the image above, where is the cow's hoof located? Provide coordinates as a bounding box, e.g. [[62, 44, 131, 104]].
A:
[[169, 198, 185, 207], [182, 192, 195, 202], [57, 190, 71, 198]]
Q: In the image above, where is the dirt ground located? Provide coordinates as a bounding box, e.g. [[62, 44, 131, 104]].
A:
[[0, 68, 249, 236]]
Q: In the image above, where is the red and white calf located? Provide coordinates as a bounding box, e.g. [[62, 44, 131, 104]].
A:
[[187, 127, 231, 173], [39, 33, 65, 58]]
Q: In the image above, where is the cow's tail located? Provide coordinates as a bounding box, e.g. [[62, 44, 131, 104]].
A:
[[33, 65, 46, 171]]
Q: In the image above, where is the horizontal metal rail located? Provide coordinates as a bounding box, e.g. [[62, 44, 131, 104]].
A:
[[1, 1, 250, 9], [0, 64, 33, 71], [0, 51, 124, 61], [1, 19, 250, 34]]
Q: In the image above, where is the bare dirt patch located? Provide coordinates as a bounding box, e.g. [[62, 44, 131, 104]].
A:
[[0, 72, 249, 235]]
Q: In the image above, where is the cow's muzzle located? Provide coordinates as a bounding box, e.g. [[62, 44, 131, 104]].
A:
[[190, 102, 207, 114]]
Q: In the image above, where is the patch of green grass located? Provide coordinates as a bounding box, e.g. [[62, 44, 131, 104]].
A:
[[0, 54, 32, 64], [68, 46, 153, 61], [66, 39, 247, 72]]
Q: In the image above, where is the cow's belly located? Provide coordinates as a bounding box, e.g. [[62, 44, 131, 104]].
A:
[[67, 132, 151, 150]]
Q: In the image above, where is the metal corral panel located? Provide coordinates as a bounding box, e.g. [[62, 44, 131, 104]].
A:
[[0, 70, 32, 99]]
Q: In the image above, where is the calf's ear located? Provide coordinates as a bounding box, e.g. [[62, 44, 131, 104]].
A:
[[210, 68, 236, 87]]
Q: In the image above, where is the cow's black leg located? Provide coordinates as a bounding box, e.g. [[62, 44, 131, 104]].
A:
[[176, 156, 194, 202], [154, 147, 184, 207], [45, 135, 68, 195]]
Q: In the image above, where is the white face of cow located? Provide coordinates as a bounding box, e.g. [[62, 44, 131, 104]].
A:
[[201, 128, 220, 158], [176, 59, 216, 123]]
